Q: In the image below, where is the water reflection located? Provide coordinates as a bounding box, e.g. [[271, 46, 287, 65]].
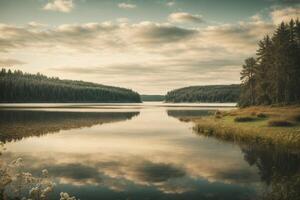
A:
[[241, 144, 300, 200], [167, 109, 214, 120], [0, 110, 139, 143], [194, 128, 300, 200], [2, 152, 258, 200], [1, 105, 300, 200]]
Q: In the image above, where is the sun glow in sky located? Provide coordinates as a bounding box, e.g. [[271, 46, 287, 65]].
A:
[[0, 0, 299, 94]]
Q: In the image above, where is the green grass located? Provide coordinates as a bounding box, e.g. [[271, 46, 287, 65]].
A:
[[192, 106, 300, 149]]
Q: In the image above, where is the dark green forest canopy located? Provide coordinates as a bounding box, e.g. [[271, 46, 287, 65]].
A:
[[239, 19, 300, 107], [0, 69, 141, 103], [165, 85, 240, 103], [141, 95, 165, 102]]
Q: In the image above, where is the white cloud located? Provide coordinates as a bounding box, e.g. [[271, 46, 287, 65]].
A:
[[0, 12, 277, 93], [43, 0, 74, 13], [168, 12, 204, 23], [118, 3, 137, 9], [166, 2, 175, 7], [0, 58, 26, 67], [270, 6, 300, 24]]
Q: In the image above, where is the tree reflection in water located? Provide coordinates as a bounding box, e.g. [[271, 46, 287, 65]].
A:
[[241, 144, 300, 200], [0, 110, 140, 143]]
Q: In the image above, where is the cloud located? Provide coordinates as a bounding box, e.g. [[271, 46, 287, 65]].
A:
[[134, 162, 186, 183], [202, 20, 274, 52], [132, 22, 197, 44], [270, 6, 300, 24], [0, 12, 277, 93], [43, 0, 74, 13], [0, 58, 26, 67], [118, 3, 137, 9], [166, 2, 175, 7], [168, 12, 204, 24], [0, 22, 197, 53]]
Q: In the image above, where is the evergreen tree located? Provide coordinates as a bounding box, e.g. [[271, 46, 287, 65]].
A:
[[256, 35, 273, 104], [0, 69, 141, 103], [239, 19, 300, 106], [240, 57, 257, 106]]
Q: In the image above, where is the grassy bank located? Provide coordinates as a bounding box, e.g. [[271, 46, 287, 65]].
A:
[[192, 106, 300, 148]]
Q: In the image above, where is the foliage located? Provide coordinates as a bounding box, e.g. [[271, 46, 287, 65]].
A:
[[0, 69, 141, 103], [239, 19, 300, 107], [192, 106, 300, 149], [165, 84, 240, 103], [0, 142, 78, 200], [234, 116, 257, 122], [141, 95, 165, 102], [268, 119, 294, 127]]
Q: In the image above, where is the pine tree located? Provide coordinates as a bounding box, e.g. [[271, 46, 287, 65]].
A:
[[272, 22, 290, 103], [256, 35, 273, 104], [240, 57, 257, 106]]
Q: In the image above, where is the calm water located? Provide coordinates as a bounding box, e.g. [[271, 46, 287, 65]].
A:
[[0, 102, 299, 200]]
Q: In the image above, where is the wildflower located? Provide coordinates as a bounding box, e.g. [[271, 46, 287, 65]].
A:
[[42, 169, 49, 177], [29, 186, 39, 196], [60, 192, 78, 200]]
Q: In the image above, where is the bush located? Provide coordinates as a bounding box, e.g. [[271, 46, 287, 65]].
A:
[[215, 115, 222, 119], [215, 110, 222, 115], [234, 116, 257, 122], [268, 120, 294, 127], [290, 114, 300, 122], [251, 112, 257, 116], [214, 110, 222, 119], [257, 113, 267, 118]]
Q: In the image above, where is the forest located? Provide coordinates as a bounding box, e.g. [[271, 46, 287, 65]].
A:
[[240, 19, 300, 107], [165, 84, 240, 103], [141, 95, 165, 101], [0, 69, 141, 103]]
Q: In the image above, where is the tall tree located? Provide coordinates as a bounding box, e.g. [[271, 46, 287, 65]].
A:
[[256, 35, 273, 104], [240, 57, 257, 106], [239, 19, 300, 106]]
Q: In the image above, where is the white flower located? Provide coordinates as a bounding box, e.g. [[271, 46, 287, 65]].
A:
[[29, 187, 39, 196], [60, 192, 78, 200], [42, 169, 49, 177]]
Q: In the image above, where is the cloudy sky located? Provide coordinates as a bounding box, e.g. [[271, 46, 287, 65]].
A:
[[0, 0, 299, 94]]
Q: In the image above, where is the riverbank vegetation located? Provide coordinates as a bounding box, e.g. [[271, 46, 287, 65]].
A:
[[165, 84, 240, 103], [0, 69, 141, 103], [192, 106, 300, 148]]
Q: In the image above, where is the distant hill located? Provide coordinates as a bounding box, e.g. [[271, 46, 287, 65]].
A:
[[141, 95, 165, 102], [165, 84, 240, 103], [0, 69, 141, 103]]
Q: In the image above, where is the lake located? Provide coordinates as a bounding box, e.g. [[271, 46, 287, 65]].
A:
[[0, 102, 299, 200]]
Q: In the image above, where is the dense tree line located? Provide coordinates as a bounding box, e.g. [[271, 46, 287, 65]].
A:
[[240, 19, 300, 107], [141, 95, 165, 102], [0, 69, 141, 103], [165, 85, 240, 103]]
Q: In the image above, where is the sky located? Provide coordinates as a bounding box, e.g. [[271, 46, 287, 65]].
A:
[[0, 0, 299, 94]]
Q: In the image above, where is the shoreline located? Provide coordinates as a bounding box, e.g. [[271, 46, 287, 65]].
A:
[[191, 106, 300, 149]]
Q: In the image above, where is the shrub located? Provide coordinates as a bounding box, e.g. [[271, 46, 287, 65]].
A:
[[215, 110, 222, 115], [234, 116, 257, 122], [214, 110, 222, 119], [290, 114, 300, 122], [257, 113, 267, 118], [251, 112, 257, 116], [215, 115, 222, 119], [268, 120, 294, 127]]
